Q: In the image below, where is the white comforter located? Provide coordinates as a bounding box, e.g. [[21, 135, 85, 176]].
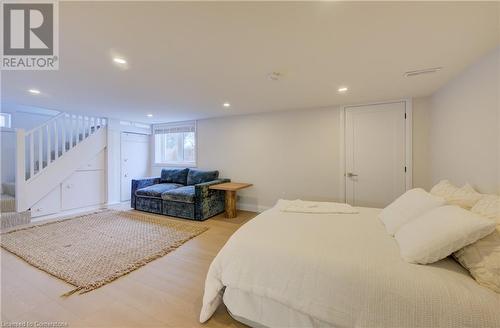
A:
[[200, 201, 500, 327], [280, 199, 359, 214]]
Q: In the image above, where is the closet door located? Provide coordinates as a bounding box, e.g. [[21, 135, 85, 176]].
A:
[[61, 170, 105, 210], [345, 101, 407, 208], [121, 133, 150, 202]]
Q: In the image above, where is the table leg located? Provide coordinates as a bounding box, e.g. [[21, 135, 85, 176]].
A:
[[225, 190, 237, 218]]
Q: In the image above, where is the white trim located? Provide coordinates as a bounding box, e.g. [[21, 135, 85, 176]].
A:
[[152, 162, 197, 168], [152, 120, 198, 167], [30, 203, 107, 223], [339, 99, 413, 203], [237, 202, 270, 213], [338, 108, 346, 202], [405, 98, 413, 190]]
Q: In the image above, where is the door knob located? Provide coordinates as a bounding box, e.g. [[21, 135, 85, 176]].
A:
[[346, 172, 358, 177]]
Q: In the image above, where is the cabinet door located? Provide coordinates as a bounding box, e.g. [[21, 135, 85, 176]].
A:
[[31, 186, 61, 218], [62, 170, 105, 211], [78, 150, 105, 171]]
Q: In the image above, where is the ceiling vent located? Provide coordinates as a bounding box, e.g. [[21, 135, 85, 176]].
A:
[[404, 67, 442, 78]]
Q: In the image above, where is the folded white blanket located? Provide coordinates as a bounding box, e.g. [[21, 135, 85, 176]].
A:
[[279, 199, 359, 214]]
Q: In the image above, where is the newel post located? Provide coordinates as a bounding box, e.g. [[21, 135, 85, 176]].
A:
[[15, 129, 26, 212]]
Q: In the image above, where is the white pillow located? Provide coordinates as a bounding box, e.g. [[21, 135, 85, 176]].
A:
[[379, 188, 445, 235], [430, 179, 459, 199], [471, 194, 500, 222], [449, 184, 483, 209], [454, 195, 500, 293], [395, 206, 496, 264], [430, 180, 482, 209]]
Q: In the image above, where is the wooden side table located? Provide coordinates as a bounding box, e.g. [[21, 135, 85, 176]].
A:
[[209, 182, 253, 218]]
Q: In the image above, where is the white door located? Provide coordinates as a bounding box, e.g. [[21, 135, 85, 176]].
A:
[[121, 133, 150, 201], [345, 101, 407, 208]]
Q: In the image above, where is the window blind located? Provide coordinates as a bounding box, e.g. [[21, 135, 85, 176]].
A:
[[153, 121, 195, 135]]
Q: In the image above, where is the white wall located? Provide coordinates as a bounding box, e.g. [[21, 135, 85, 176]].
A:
[[427, 47, 499, 194], [153, 107, 342, 211], [0, 130, 16, 184], [412, 96, 432, 190]]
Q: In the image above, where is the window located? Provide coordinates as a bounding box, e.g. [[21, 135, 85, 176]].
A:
[[153, 121, 196, 166], [0, 113, 11, 128]]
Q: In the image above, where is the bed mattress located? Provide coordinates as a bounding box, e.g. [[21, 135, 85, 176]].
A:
[[200, 201, 500, 327]]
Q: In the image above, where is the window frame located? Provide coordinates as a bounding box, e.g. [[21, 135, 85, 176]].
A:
[[0, 113, 12, 128], [152, 121, 197, 167]]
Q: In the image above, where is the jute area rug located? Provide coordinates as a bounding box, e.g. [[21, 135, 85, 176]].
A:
[[0, 210, 208, 296]]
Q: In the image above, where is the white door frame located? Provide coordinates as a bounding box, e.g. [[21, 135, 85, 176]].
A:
[[339, 98, 413, 202]]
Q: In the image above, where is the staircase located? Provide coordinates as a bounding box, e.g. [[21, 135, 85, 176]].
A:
[[1, 183, 31, 229], [13, 113, 107, 213]]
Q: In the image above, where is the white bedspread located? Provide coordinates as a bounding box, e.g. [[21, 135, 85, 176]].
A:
[[280, 199, 359, 214], [200, 201, 500, 327]]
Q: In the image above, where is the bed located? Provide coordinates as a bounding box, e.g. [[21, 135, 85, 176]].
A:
[[200, 200, 500, 327]]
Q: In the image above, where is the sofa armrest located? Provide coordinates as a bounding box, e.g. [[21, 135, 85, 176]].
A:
[[194, 178, 230, 199], [131, 177, 160, 208], [194, 178, 230, 220]]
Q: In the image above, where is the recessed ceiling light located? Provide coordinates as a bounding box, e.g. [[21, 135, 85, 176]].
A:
[[223, 102, 231, 108], [147, 114, 153, 117], [404, 67, 442, 77], [113, 57, 127, 64], [28, 89, 41, 95], [338, 87, 348, 93]]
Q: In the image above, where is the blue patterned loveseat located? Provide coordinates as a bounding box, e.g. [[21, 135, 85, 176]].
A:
[[131, 168, 229, 221]]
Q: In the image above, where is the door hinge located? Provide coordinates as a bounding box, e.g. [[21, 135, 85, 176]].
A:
[[404, 166, 407, 172], [404, 113, 407, 119]]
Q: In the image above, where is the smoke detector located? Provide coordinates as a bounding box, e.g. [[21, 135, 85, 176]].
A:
[[267, 72, 283, 81], [404, 67, 442, 77]]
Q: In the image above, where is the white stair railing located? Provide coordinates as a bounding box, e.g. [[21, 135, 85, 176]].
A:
[[17, 113, 107, 182]]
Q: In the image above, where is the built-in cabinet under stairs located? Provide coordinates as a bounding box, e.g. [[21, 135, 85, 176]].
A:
[[14, 112, 107, 214]]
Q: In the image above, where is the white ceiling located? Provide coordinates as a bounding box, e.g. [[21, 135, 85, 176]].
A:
[[2, 1, 499, 123]]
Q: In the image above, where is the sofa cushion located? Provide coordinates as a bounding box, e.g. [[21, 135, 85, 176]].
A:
[[162, 186, 195, 203], [135, 183, 182, 198], [187, 169, 219, 186], [160, 168, 189, 185]]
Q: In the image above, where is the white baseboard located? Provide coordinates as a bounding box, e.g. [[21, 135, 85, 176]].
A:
[[237, 203, 270, 213], [31, 201, 267, 222], [31, 204, 107, 223], [106, 201, 127, 206]]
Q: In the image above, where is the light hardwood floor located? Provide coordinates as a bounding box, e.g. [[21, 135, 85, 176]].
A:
[[1, 207, 257, 327]]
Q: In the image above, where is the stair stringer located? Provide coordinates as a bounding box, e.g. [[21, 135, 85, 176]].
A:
[[16, 127, 107, 212]]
